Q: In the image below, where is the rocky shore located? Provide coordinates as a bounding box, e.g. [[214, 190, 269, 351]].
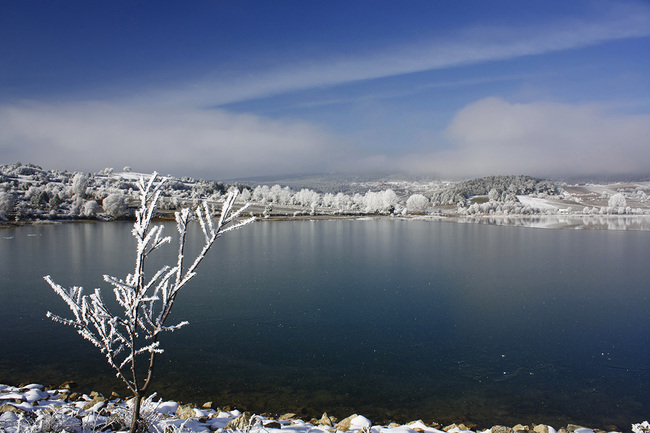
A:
[[0, 383, 636, 433]]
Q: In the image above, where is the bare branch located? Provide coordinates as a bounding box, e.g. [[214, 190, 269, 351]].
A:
[[45, 172, 255, 433]]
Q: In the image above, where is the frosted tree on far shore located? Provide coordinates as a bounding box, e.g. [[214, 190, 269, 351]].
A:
[[45, 173, 255, 433], [406, 194, 429, 214], [608, 192, 627, 209]]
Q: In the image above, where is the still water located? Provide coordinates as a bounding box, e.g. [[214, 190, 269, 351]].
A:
[[1, 220, 648, 427]]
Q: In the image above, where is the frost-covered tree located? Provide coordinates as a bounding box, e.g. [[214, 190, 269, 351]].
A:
[[238, 188, 251, 203], [103, 193, 129, 218], [45, 173, 255, 433], [72, 172, 89, 197], [0, 191, 16, 216], [608, 192, 627, 210], [83, 200, 101, 217], [406, 194, 429, 214]]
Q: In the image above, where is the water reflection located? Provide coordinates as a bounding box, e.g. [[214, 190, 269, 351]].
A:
[[458, 215, 650, 230], [1, 220, 649, 428]]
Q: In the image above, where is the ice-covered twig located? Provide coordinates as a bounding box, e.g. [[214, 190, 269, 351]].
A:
[[45, 172, 256, 433]]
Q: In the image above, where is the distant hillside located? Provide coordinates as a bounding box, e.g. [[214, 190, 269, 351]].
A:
[[2, 163, 648, 224]]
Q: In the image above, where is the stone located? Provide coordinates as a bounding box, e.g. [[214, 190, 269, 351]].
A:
[[514, 425, 531, 432], [225, 411, 252, 430], [201, 401, 213, 409], [317, 412, 334, 427], [263, 421, 282, 429], [82, 395, 107, 411], [279, 413, 298, 421], [335, 414, 371, 432], [336, 414, 358, 432], [176, 404, 197, 420], [60, 381, 78, 390], [491, 426, 514, 433], [0, 404, 28, 415], [534, 425, 550, 433]]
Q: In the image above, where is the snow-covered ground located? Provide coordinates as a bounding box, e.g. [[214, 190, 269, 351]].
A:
[[2, 162, 650, 229], [0, 383, 640, 433]]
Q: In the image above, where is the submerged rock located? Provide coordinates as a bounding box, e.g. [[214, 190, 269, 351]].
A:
[[60, 381, 78, 390]]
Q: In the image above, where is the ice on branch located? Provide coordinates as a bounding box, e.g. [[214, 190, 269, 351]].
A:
[[44, 172, 255, 433]]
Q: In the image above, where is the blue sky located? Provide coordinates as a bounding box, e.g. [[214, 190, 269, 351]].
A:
[[1, 1, 649, 180]]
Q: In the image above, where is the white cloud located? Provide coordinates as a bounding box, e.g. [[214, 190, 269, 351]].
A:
[[135, 1, 650, 108], [2, 98, 649, 180], [0, 102, 347, 179], [397, 97, 650, 178]]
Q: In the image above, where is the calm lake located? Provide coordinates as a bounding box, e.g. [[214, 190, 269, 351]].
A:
[[1, 220, 649, 428]]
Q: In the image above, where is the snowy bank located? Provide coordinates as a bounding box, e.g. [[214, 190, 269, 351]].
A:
[[0, 383, 639, 433]]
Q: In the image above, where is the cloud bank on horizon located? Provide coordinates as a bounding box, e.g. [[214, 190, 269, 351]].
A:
[[1, 0, 649, 180]]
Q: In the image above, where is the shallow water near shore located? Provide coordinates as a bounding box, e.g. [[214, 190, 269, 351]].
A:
[[1, 220, 649, 428]]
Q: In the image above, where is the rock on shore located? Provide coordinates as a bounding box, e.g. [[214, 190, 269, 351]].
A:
[[0, 383, 630, 433]]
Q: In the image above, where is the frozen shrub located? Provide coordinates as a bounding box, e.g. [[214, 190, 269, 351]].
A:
[[45, 173, 255, 433]]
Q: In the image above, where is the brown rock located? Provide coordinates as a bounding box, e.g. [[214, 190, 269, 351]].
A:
[[264, 421, 282, 429], [60, 381, 78, 390], [0, 404, 29, 415], [534, 425, 550, 433], [491, 426, 514, 433], [336, 414, 358, 432], [225, 412, 253, 430], [201, 401, 214, 409], [82, 396, 107, 411], [317, 412, 334, 427], [514, 424, 531, 432], [176, 404, 197, 420], [279, 413, 298, 421]]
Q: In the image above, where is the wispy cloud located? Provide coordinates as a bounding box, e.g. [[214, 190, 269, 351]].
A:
[[134, 2, 650, 108]]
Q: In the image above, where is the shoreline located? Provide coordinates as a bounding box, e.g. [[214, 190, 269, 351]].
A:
[[0, 382, 633, 433], [4, 212, 650, 231]]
